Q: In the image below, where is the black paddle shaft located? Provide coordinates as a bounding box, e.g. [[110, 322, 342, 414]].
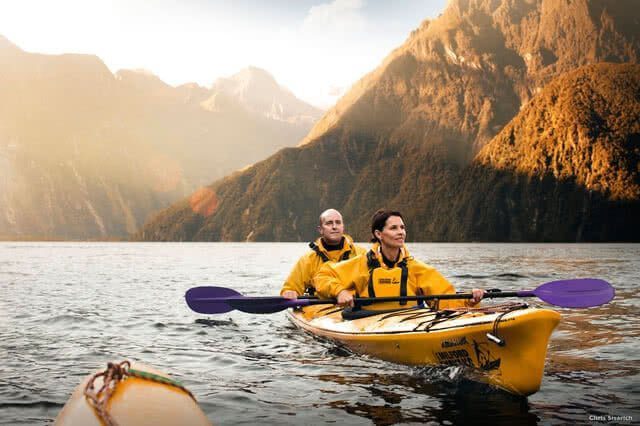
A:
[[304, 289, 524, 306]]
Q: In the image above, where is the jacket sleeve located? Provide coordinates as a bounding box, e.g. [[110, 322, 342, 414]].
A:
[[314, 256, 365, 299], [280, 256, 309, 296], [413, 262, 478, 309]]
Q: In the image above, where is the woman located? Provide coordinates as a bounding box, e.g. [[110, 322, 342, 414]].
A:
[[314, 209, 485, 310]]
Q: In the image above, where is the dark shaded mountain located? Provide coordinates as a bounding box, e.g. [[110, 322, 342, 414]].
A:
[[438, 63, 640, 241], [0, 40, 321, 239], [139, 0, 640, 242]]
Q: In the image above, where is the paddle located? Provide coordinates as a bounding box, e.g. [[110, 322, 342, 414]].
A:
[[185, 286, 241, 314], [185, 287, 318, 314], [185, 278, 615, 314]]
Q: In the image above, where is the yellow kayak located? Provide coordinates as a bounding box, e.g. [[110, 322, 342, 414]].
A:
[[55, 361, 211, 426], [287, 303, 560, 396]]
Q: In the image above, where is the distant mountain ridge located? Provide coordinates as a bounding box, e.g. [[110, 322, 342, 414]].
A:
[[211, 66, 322, 124], [0, 39, 321, 239], [138, 0, 640, 242]]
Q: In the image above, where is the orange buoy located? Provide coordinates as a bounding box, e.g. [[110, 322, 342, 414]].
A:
[[55, 361, 211, 426]]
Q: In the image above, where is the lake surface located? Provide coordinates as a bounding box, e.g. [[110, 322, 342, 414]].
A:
[[1, 242, 638, 425]]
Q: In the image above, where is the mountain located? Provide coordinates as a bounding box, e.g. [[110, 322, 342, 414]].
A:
[[211, 66, 323, 124], [442, 63, 640, 241], [301, 0, 639, 153], [138, 0, 640, 242], [0, 40, 321, 239]]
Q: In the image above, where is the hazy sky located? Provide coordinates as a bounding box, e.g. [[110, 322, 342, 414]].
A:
[[0, 0, 448, 108]]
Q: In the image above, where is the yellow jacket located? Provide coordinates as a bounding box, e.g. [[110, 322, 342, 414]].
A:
[[280, 235, 366, 296], [315, 243, 477, 310]]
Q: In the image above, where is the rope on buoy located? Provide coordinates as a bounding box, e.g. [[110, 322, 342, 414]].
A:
[[84, 360, 196, 426]]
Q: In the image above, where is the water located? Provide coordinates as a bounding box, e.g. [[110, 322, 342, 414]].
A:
[[0, 242, 638, 425]]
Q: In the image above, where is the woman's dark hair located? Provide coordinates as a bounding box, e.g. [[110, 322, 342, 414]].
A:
[[370, 209, 404, 243]]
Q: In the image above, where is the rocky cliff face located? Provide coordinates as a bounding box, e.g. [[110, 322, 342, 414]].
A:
[[0, 40, 320, 239], [301, 0, 638, 153], [441, 63, 640, 241], [139, 0, 640, 242]]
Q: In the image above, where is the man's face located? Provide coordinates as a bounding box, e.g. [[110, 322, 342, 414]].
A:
[[318, 211, 344, 245]]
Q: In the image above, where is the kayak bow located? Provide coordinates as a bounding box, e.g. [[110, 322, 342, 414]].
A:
[[288, 304, 560, 396]]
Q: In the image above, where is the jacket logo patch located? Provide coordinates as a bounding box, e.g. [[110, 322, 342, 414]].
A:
[[378, 278, 401, 284]]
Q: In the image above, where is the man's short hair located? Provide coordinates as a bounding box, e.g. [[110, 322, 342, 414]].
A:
[[319, 209, 341, 225]]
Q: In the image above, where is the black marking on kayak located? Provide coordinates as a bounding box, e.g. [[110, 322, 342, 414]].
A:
[[434, 340, 501, 370], [441, 336, 468, 348], [472, 339, 502, 370], [434, 349, 474, 367]]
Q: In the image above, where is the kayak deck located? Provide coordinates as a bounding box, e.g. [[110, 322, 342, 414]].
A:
[[287, 303, 560, 396]]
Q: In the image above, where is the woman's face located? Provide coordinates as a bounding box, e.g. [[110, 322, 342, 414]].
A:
[[375, 215, 406, 250]]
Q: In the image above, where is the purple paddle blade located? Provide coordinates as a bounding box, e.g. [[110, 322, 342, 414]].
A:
[[185, 286, 242, 314], [530, 278, 615, 308], [228, 297, 311, 314]]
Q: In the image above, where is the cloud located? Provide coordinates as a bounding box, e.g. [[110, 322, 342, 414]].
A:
[[302, 0, 367, 36]]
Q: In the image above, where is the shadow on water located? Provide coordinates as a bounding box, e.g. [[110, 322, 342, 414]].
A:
[[194, 318, 237, 327], [314, 369, 538, 426], [452, 272, 532, 281]]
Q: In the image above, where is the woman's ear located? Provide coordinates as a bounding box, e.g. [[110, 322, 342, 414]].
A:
[[374, 229, 382, 240]]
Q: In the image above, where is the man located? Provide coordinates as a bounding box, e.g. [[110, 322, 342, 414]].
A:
[[315, 209, 485, 310], [280, 209, 366, 299]]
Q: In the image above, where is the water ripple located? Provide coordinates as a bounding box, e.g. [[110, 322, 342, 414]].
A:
[[0, 242, 638, 425]]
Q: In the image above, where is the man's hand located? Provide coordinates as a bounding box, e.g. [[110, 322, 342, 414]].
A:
[[337, 290, 354, 307], [471, 288, 485, 304], [282, 290, 299, 300]]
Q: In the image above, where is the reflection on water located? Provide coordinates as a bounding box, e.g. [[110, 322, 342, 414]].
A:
[[0, 243, 638, 425], [317, 370, 538, 426]]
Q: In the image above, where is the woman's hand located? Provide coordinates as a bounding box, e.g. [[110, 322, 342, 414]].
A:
[[282, 290, 299, 300], [337, 290, 354, 307], [471, 288, 485, 304]]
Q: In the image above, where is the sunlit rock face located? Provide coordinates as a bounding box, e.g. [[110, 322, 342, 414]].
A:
[[0, 41, 320, 239], [435, 63, 640, 241], [139, 0, 640, 242]]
